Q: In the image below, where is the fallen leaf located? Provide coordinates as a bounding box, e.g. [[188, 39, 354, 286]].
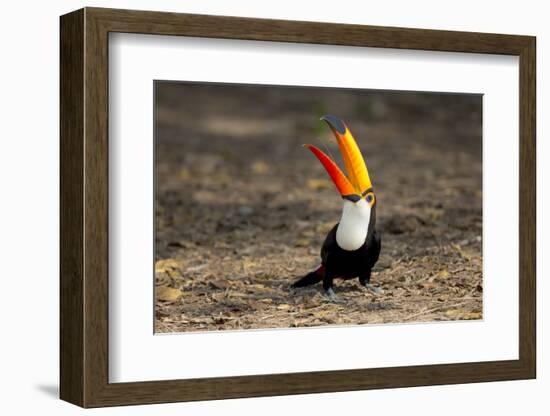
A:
[[156, 286, 182, 302], [179, 167, 191, 179], [155, 259, 184, 279], [251, 161, 270, 174], [444, 309, 461, 319], [437, 270, 450, 279], [421, 282, 438, 290], [461, 312, 482, 320], [452, 243, 471, 260], [306, 178, 331, 190], [249, 283, 267, 290], [294, 238, 310, 247]]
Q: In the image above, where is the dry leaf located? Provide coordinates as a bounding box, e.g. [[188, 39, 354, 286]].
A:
[[306, 178, 331, 190], [179, 167, 191, 180], [156, 286, 182, 302], [249, 283, 267, 290], [294, 238, 310, 247], [155, 259, 183, 279], [437, 270, 450, 279], [444, 309, 461, 319], [251, 161, 270, 174], [461, 311, 482, 320]]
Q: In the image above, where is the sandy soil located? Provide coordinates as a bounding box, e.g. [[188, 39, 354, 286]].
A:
[[154, 83, 483, 333]]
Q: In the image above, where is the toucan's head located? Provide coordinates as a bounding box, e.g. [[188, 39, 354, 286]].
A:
[[305, 115, 375, 215]]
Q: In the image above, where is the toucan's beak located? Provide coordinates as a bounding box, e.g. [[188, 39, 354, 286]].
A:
[[305, 115, 373, 200], [303, 144, 357, 199]]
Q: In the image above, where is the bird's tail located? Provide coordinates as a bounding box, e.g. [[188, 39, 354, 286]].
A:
[[291, 265, 324, 288]]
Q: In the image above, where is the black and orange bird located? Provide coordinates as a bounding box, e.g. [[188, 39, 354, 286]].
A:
[[292, 115, 382, 300]]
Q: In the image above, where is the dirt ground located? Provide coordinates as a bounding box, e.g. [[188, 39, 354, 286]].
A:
[[154, 82, 483, 333]]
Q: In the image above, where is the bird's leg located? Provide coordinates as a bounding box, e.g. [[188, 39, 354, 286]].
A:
[[323, 270, 339, 301], [364, 283, 383, 294], [359, 270, 384, 295], [325, 287, 338, 301]]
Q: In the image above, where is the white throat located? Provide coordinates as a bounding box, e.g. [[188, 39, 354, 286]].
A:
[[335, 199, 371, 251]]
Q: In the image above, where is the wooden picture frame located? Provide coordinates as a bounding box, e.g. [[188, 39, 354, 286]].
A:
[[60, 7, 536, 408]]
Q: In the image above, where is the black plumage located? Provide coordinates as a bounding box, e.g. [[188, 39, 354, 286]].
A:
[[292, 205, 381, 293]]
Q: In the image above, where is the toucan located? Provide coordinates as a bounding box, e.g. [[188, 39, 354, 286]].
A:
[[292, 115, 382, 300]]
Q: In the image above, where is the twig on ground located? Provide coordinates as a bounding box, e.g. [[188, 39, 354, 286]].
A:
[[403, 300, 475, 322]]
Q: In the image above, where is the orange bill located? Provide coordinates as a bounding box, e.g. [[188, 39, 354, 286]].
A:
[[320, 115, 373, 195], [304, 144, 356, 197]]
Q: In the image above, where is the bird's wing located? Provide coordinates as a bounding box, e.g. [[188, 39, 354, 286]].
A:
[[369, 230, 382, 268], [320, 223, 339, 265]]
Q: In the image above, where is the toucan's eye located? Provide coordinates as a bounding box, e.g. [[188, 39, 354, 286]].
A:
[[365, 193, 375, 204]]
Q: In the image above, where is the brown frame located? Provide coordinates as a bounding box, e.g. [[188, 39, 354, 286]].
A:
[[60, 7, 536, 408]]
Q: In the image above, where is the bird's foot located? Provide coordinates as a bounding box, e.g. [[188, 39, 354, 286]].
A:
[[364, 283, 384, 295], [324, 288, 340, 302]]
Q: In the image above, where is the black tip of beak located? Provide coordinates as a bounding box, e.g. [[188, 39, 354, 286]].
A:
[[320, 114, 346, 135]]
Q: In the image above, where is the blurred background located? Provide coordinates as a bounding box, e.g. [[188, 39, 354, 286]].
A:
[[154, 81, 482, 333]]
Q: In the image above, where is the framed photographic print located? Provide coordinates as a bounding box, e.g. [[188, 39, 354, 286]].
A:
[[60, 7, 536, 408]]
